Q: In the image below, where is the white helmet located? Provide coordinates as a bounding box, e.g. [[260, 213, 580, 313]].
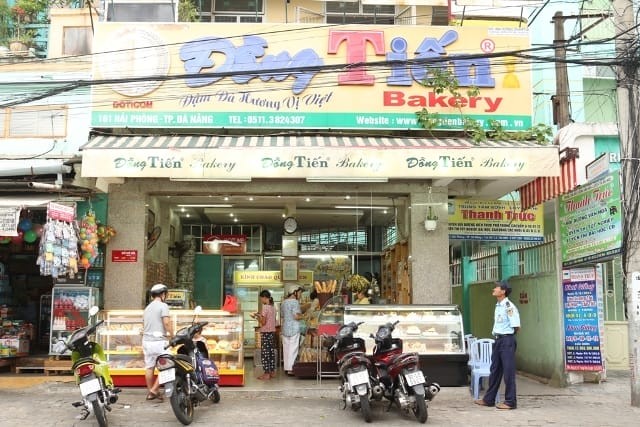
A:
[[150, 283, 168, 296]]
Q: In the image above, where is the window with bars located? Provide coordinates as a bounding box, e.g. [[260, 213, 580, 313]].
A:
[[325, 1, 395, 24], [0, 106, 67, 138], [198, 0, 264, 23], [104, 1, 177, 22]]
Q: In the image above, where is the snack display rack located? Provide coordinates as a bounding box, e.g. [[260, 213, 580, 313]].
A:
[[49, 286, 101, 355], [95, 309, 244, 386]]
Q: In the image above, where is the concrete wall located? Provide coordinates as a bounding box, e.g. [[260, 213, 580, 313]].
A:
[[103, 180, 147, 309], [467, 275, 566, 386], [409, 185, 450, 304]]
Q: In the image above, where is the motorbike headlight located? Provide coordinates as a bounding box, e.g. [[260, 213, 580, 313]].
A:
[[376, 327, 390, 341]]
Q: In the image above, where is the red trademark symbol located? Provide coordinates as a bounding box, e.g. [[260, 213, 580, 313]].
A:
[[481, 39, 495, 53]]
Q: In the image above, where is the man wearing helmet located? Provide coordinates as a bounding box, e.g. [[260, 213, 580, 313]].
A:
[[142, 283, 173, 401]]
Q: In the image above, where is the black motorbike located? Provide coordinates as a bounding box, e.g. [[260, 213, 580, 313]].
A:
[[370, 321, 440, 424], [156, 307, 219, 425], [329, 321, 376, 423]]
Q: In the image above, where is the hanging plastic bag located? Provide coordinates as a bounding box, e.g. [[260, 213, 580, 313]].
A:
[[222, 294, 238, 313]]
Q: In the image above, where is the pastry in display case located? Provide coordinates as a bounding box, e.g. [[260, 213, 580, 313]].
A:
[[96, 309, 244, 387], [343, 304, 468, 386]]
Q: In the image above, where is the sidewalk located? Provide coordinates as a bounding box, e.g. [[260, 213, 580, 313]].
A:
[[1, 367, 639, 426]]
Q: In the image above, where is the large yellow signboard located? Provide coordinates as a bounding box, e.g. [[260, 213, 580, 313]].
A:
[[448, 199, 544, 241], [91, 23, 532, 131]]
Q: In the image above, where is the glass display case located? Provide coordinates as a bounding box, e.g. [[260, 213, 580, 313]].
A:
[[343, 304, 468, 386], [49, 286, 101, 355], [95, 309, 245, 387], [293, 295, 344, 379]]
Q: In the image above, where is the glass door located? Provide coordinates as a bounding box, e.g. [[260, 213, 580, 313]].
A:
[[223, 256, 261, 295], [234, 285, 260, 349]]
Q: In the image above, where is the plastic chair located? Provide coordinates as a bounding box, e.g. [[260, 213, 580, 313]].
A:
[[470, 338, 495, 400], [465, 335, 477, 370]]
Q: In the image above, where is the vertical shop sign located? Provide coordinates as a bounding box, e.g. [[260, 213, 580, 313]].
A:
[[0, 207, 20, 236], [562, 267, 604, 371]]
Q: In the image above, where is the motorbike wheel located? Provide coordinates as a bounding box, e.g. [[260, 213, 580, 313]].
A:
[[92, 400, 108, 427], [170, 376, 194, 425], [360, 395, 372, 423], [413, 394, 428, 424], [211, 389, 221, 403]]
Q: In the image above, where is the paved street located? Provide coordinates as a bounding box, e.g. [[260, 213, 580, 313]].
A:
[[1, 371, 639, 426]]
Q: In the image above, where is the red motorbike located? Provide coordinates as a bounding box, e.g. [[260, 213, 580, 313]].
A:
[[329, 321, 376, 423], [370, 321, 440, 424]]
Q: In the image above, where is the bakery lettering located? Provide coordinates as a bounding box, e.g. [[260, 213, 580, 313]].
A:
[[177, 29, 498, 101]]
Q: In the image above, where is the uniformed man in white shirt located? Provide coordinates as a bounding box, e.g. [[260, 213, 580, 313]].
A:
[[474, 279, 521, 410]]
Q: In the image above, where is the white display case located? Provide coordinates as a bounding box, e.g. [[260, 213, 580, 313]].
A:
[[343, 304, 466, 355], [95, 309, 245, 387], [343, 304, 468, 386]]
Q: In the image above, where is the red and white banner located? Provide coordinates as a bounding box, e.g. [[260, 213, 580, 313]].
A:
[[518, 149, 578, 211]]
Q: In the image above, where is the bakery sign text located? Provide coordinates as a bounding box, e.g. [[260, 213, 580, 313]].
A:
[[178, 29, 497, 100]]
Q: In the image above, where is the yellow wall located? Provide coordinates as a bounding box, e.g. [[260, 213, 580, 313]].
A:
[[48, 8, 94, 58]]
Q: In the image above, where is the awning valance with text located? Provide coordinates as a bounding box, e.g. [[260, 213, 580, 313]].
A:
[[80, 134, 560, 181]]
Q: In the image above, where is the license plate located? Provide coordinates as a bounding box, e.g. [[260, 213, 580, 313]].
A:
[[158, 368, 175, 384], [347, 370, 369, 387], [79, 378, 101, 396], [405, 370, 425, 387]]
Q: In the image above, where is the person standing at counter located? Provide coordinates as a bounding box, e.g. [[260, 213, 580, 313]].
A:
[[281, 286, 303, 376], [142, 284, 173, 401], [254, 290, 276, 380]]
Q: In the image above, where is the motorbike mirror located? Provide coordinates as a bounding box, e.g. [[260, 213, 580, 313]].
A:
[[89, 306, 99, 316]]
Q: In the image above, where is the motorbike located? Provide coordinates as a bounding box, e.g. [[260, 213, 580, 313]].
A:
[[59, 306, 121, 427], [156, 306, 220, 425], [329, 321, 376, 423], [370, 321, 440, 424]]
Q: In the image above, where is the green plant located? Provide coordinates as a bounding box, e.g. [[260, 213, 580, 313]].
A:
[[0, 0, 10, 44], [426, 206, 438, 221], [14, 0, 48, 21], [178, 0, 199, 22], [415, 68, 552, 144]]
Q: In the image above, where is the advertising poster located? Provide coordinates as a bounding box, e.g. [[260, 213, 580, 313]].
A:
[[448, 199, 543, 241], [91, 23, 532, 131], [562, 267, 604, 371], [559, 172, 622, 267]]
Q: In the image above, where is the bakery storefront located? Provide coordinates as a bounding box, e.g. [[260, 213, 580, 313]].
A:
[[77, 22, 560, 385]]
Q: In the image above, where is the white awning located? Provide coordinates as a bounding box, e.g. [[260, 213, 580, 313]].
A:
[[80, 134, 560, 183]]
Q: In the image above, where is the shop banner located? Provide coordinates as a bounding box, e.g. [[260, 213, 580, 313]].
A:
[[81, 144, 559, 180], [448, 199, 543, 241], [202, 234, 247, 255], [91, 23, 532, 131], [562, 267, 604, 372], [234, 270, 313, 285], [0, 207, 20, 236], [559, 172, 622, 267]]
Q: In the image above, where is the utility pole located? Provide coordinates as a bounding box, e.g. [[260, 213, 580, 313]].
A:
[[551, 11, 612, 130], [552, 11, 571, 129], [613, 0, 640, 407]]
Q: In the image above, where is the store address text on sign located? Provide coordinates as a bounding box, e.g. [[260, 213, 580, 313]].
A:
[[112, 250, 138, 262]]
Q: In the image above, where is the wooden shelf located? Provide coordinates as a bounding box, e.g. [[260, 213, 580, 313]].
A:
[[381, 241, 410, 304]]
